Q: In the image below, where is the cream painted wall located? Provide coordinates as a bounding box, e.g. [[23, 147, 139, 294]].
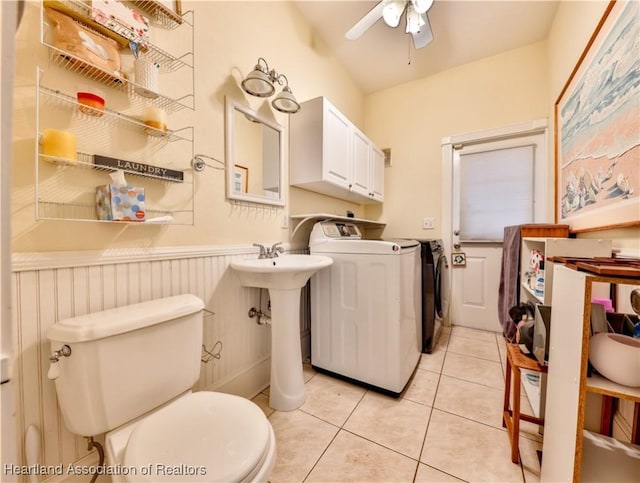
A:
[[363, 41, 549, 238], [364, 0, 638, 251], [11, 0, 366, 252], [11, 1, 638, 253]]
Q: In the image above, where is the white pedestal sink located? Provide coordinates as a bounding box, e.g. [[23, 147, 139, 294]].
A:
[[231, 254, 333, 411]]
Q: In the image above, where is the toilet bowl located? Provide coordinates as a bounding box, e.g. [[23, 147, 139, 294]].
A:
[[105, 392, 276, 482], [47, 294, 276, 483], [589, 332, 640, 387]]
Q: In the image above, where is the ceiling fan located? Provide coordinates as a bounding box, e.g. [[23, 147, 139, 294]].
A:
[[345, 0, 435, 49]]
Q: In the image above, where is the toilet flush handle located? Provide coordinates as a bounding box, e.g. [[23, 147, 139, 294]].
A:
[[48, 345, 71, 380]]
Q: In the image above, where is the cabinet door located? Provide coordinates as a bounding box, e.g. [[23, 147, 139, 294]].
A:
[[323, 103, 351, 189], [351, 127, 370, 197], [370, 145, 384, 202]]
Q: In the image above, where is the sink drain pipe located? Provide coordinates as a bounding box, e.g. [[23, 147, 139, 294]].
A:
[[248, 307, 271, 325]]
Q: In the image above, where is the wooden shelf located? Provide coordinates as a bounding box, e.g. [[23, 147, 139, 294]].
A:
[[519, 224, 570, 238], [586, 373, 640, 402]]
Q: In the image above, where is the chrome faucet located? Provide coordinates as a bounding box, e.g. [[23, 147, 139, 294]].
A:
[[253, 242, 284, 259], [253, 243, 268, 259], [269, 242, 284, 258]]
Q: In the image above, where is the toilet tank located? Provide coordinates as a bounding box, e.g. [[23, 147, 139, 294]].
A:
[[47, 294, 205, 436]]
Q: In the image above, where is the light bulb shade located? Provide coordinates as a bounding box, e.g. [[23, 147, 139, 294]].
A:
[[411, 0, 434, 14], [271, 85, 300, 114], [241, 67, 275, 97], [382, 0, 405, 28], [406, 6, 426, 34]]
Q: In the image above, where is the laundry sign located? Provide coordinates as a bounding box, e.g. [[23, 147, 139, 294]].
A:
[[93, 154, 183, 182]]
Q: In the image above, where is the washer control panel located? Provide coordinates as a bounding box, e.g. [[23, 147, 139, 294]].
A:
[[319, 221, 362, 239]]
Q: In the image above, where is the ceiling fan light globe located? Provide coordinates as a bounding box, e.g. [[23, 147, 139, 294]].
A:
[[382, 1, 404, 28], [406, 7, 425, 34], [411, 0, 434, 14]]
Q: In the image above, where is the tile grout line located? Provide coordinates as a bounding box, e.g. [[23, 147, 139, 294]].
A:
[[414, 367, 443, 479], [301, 388, 369, 482]]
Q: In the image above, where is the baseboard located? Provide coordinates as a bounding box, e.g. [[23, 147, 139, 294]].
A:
[[42, 451, 99, 483], [208, 356, 271, 400]]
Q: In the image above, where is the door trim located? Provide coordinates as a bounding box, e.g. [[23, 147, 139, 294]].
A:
[[441, 119, 548, 326]]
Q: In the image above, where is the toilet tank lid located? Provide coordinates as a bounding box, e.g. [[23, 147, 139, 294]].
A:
[[48, 294, 205, 343]]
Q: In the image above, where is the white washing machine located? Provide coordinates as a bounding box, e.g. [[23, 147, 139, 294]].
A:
[[309, 221, 422, 396]]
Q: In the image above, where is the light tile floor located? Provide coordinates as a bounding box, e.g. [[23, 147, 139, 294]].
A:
[[252, 326, 544, 483]]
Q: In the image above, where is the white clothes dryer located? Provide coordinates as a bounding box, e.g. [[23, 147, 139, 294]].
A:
[[309, 221, 422, 396]]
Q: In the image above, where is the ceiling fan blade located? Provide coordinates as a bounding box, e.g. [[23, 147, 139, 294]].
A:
[[410, 14, 433, 49], [345, 1, 386, 40]]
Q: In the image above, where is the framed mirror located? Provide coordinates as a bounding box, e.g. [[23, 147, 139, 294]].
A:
[[225, 97, 285, 206]]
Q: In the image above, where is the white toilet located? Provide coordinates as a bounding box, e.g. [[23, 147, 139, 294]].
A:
[[47, 294, 276, 482]]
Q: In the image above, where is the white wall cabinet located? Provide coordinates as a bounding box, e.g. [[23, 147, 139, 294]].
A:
[[541, 264, 640, 482], [351, 126, 384, 202], [290, 96, 384, 204]]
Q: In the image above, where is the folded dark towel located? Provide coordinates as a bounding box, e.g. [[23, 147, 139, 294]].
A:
[[498, 225, 521, 342]]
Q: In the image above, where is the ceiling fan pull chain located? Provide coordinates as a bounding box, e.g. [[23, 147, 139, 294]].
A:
[[408, 36, 412, 65]]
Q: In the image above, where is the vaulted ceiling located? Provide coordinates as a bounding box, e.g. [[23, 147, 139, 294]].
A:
[[293, 1, 560, 94]]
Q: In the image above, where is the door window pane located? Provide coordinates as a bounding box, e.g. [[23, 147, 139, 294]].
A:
[[459, 145, 534, 241]]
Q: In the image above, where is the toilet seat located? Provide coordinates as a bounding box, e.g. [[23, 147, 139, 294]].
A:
[[121, 392, 273, 482]]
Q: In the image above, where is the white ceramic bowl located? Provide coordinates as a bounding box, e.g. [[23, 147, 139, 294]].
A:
[[589, 332, 640, 387]]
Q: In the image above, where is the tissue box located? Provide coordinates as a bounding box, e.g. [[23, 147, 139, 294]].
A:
[[96, 184, 145, 221]]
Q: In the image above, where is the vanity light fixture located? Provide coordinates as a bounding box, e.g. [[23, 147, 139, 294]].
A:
[[241, 57, 300, 114]]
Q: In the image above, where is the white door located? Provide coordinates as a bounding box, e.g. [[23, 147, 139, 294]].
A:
[[450, 243, 504, 332], [443, 121, 548, 332]]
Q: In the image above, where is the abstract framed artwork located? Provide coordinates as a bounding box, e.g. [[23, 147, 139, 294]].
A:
[[555, 0, 640, 232]]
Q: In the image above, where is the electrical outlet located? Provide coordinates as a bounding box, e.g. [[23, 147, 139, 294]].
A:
[[423, 217, 435, 230]]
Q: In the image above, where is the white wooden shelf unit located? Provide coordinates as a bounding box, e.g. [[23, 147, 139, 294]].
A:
[[540, 265, 640, 482], [518, 237, 612, 417]]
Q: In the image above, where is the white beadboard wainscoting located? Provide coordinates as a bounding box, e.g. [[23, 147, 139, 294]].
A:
[[10, 244, 310, 477]]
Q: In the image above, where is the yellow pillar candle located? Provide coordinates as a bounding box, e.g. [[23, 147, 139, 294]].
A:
[[143, 106, 167, 134], [41, 129, 78, 165]]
